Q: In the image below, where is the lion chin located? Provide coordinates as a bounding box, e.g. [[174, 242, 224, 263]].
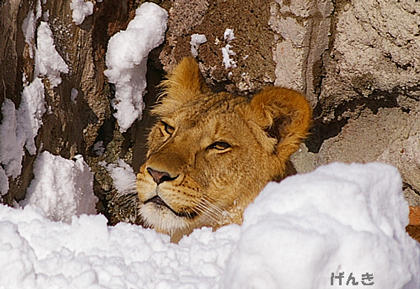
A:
[[136, 57, 312, 243]]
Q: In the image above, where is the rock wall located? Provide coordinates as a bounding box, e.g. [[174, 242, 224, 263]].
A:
[[0, 0, 419, 220]]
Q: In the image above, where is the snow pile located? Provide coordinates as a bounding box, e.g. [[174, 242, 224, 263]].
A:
[[21, 0, 42, 58], [35, 21, 69, 87], [0, 167, 8, 196], [190, 34, 207, 57], [0, 99, 26, 179], [223, 163, 419, 289], [0, 162, 418, 288], [0, 17, 69, 193], [104, 3, 168, 133], [17, 78, 47, 155], [102, 159, 137, 194], [70, 0, 94, 25], [0, 78, 45, 179], [221, 28, 237, 69], [21, 151, 97, 223]]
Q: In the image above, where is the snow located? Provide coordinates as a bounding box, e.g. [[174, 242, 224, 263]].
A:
[[0, 99, 24, 179], [22, 10, 36, 58], [20, 151, 97, 223], [35, 21, 69, 87], [22, 0, 42, 58], [0, 78, 45, 179], [18, 77, 47, 155], [71, 88, 78, 103], [221, 28, 237, 69], [223, 28, 235, 42], [0, 162, 418, 288], [104, 2, 168, 133], [70, 0, 94, 25], [102, 159, 137, 195], [0, 167, 8, 196], [190, 34, 207, 57], [0, 17, 69, 190], [92, 140, 105, 156]]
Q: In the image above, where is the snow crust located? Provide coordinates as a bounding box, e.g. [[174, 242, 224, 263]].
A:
[[1, 162, 418, 289], [35, 22, 69, 87], [104, 3, 168, 133], [0, 167, 8, 196], [0, 78, 45, 178], [21, 151, 97, 223], [221, 28, 237, 69], [190, 34, 207, 57], [70, 0, 94, 25], [102, 159, 137, 195]]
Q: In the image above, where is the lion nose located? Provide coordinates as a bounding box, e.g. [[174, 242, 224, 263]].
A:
[[147, 167, 178, 185]]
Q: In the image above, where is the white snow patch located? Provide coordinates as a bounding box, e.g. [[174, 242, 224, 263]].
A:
[[102, 159, 137, 194], [92, 140, 105, 156], [22, 0, 42, 58], [221, 44, 237, 69], [221, 28, 237, 69], [17, 77, 47, 155], [0, 162, 418, 288], [22, 10, 36, 58], [0, 99, 24, 179], [21, 151, 97, 223], [223, 28, 235, 42], [70, 0, 94, 25], [35, 21, 69, 87], [104, 2, 168, 133], [0, 78, 46, 179], [71, 87, 78, 103], [0, 166, 8, 196], [190, 33, 207, 57]]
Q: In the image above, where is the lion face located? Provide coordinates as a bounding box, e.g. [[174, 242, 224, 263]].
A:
[[136, 57, 311, 242]]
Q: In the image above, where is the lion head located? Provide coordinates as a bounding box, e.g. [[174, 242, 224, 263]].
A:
[[136, 57, 311, 242]]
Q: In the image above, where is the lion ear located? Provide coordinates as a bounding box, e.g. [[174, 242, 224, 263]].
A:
[[153, 57, 210, 116], [250, 87, 312, 159]]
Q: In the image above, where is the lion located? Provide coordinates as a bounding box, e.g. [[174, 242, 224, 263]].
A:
[[136, 57, 312, 242]]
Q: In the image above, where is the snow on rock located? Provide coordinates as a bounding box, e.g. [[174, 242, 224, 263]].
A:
[[104, 2, 168, 133], [0, 162, 418, 289], [35, 21, 69, 88], [18, 78, 47, 155], [22, 1, 42, 58], [190, 34, 207, 57], [0, 99, 24, 179], [223, 28, 235, 42], [0, 167, 8, 196], [101, 159, 137, 194], [21, 151, 97, 223], [70, 0, 94, 25], [221, 28, 237, 69], [0, 78, 46, 179]]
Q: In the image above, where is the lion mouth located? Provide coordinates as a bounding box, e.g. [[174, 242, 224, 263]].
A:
[[144, 196, 198, 219]]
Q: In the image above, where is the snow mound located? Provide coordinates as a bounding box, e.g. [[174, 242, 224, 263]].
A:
[[35, 22, 69, 87], [224, 162, 419, 289], [21, 151, 97, 223], [0, 163, 418, 289], [104, 2, 168, 133], [70, 0, 94, 25], [101, 159, 137, 194]]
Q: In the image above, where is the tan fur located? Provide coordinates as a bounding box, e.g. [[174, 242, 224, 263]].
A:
[[136, 57, 312, 242]]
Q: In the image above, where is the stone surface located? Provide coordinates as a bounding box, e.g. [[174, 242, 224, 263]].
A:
[[159, 0, 276, 94]]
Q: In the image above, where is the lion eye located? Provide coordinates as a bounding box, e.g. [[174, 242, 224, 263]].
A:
[[208, 141, 231, 151], [162, 122, 175, 135]]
